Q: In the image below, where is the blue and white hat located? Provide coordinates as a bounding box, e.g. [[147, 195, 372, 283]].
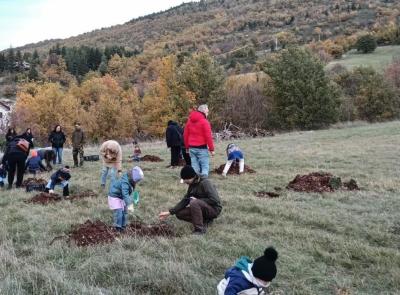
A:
[[131, 166, 144, 183]]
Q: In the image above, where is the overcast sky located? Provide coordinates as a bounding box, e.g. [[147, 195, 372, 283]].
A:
[[0, 0, 196, 50]]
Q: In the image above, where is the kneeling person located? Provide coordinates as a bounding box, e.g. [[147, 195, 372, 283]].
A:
[[159, 165, 222, 235], [45, 166, 71, 198]]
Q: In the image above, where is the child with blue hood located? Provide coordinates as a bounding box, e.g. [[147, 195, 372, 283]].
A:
[[217, 247, 278, 295], [108, 166, 144, 232], [222, 143, 244, 176]]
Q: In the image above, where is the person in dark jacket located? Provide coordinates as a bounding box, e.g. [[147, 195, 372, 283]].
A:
[[5, 128, 17, 143], [217, 247, 278, 295], [48, 125, 66, 165], [45, 166, 71, 197], [21, 128, 34, 148], [71, 122, 85, 167], [166, 120, 183, 167], [159, 165, 222, 235], [37, 149, 56, 171], [25, 150, 46, 175], [2, 136, 30, 189]]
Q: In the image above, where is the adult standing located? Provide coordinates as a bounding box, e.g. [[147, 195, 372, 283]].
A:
[[166, 120, 183, 167], [5, 128, 17, 143], [183, 104, 215, 177], [72, 122, 85, 167], [21, 128, 34, 148], [48, 125, 66, 165], [159, 166, 222, 235], [100, 140, 122, 188], [2, 136, 30, 189]]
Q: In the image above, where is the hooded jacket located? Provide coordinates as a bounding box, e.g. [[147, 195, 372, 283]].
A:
[[183, 111, 214, 151], [108, 172, 136, 205], [217, 257, 269, 295], [100, 140, 122, 171], [166, 121, 183, 148]]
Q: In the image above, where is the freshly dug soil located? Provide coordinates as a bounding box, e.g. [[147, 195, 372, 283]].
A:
[[26, 192, 62, 205], [22, 178, 47, 187], [287, 172, 359, 193], [27, 190, 97, 205], [255, 191, 280, 198], [65, 220, 176, 247], [140, 155, 164, 162], [213, 163, 256, 175], [69, 220, 115, 247]]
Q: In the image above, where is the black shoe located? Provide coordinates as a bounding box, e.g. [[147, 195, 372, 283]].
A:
[[192, 228, 206, 235], [0, 181, 4, 188], [204, 219, 214, 228], [7, 185, 12, 190], [115, 227, 124, 233]]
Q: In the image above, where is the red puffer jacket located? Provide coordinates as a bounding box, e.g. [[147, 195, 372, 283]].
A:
[[184, 111, 214, 151]]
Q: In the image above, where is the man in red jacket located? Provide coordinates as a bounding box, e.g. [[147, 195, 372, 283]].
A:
[[183, 104, 215, 177]]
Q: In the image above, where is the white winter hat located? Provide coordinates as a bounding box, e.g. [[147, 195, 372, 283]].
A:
[[131, 166, 144, 183]]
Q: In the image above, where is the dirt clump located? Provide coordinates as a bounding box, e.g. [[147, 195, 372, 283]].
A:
[[255, 191, 280, 198], [22, 178, 47, 187], [287, 172, 359, 193], [213, 163, 256, 175], [26, 192, 62, 205], [69, 190, 97, 200], [140, 155, 164, 162], [62, 220, 176, 247], [69, 220, 116, 247]]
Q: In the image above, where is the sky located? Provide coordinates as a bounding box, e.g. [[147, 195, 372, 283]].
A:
[[0, 0, 195, 50]]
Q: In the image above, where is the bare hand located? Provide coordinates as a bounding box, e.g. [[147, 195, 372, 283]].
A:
[[210, 151, 215, 157], [159, 211, 170, 221]]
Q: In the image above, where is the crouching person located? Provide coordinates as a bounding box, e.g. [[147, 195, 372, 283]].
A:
[[222, 143, 244, 177], [45, 166, 71, 198], [0, 163, 7, 187], [25, 150, 46, 175], [217, 247, 278, 295], [108, 166, 144, 232], [159, 165, 222, 235]]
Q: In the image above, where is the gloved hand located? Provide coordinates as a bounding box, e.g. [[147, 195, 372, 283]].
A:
[[49, 189, 55, 194], [127, 204, 134, 212]]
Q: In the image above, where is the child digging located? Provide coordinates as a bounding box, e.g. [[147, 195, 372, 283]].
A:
[[217, 247, 278, 295], [45, 166, 71, 198], [25, 150, 46, 175], [108, 166, 144, 232], [222, 143, 244, 176]]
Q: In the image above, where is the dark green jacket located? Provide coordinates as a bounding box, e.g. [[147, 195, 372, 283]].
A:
[[169, 176, 222, 215], [72, 128, 85, 148]]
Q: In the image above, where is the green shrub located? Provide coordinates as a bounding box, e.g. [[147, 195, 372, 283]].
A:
[[356, 35, 378, 54]]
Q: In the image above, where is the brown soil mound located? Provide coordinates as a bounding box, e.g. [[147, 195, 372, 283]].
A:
[[63, 220, 176, 247], [27, 192, 62, 205], [22, 178, 47, 187], [27, 190, 97, 205], [69, 220, 115, 247], [213, 163, 256, 175], [140, 155, 164, 162], [255, 191, 280, 198], [287, 172, 359, 193]]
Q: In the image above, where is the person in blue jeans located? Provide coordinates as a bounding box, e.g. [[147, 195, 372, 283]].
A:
[[108, 166, 144, 232], [45, 166, 71, 198], [183, 105, 215, 177], [48, 125, 66, 165]]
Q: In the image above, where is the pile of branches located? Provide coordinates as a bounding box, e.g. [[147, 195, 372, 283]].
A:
[[214, 123, 273, 141]]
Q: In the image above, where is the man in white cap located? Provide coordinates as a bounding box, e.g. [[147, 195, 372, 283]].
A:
[[108, 166, 144, 232]]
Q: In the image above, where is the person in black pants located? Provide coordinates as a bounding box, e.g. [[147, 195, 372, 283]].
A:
[[2, 136, 30, 189], [166, 120, 183, 167]]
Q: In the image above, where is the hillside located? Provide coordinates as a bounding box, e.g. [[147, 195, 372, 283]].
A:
[[16, 0, 400, 57], [0, 121, 399, 294]]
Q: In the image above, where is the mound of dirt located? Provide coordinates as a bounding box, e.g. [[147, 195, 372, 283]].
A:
[[27, 192, 62, 205], [213, 163, 256, 175], [140, 155, 164, 162], [287, 172, 359, 193], [63, 220, 176, 247], [69, 220, 115, 247], [255, 191, 280, 198], [22, 178, 47, 187], [69, 190, 97, 200]]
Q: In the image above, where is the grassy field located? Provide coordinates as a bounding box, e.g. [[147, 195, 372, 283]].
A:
[[327, 45, 400, 72], [0, 121, 400, 294]]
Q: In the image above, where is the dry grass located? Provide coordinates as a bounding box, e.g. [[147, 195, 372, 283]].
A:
[[0, 121, 400, 294]]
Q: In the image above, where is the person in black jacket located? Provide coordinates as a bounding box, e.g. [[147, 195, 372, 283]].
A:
[[5, 128, 17, 143], [166, 120, 184, 167], [45, 166, 71, 197], [21, 128, 34, 148], [2, 136, 30, 189], [48, 125, 66, 165]]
